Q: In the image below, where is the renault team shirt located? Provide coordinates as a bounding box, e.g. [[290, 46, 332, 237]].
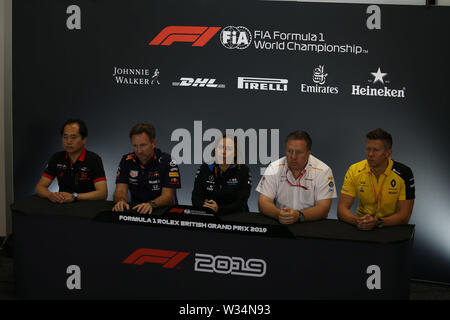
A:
[[341, 158, 415, 218], [115, 148, 181, 204], [42, 147, 106, 193], [256, 155, 337, 211]]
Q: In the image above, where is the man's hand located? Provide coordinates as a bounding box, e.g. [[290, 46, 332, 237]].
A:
[[48, 192, 66, 204], [203, 200, 219, 213], [59, 192, 76, 203], [132, 202, 153, 214], [356, 214, 378, 231], [278, 207, 299, 225], [112, 200, 130, 212]]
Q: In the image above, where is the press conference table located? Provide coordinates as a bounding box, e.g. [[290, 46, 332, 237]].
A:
[[11, 196, 415, 300]]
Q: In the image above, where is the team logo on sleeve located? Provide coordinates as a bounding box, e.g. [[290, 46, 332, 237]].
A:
[[194, 168, 201, 179], [148, 172, 160, 178], [170, 159, 178, 167], [328, 180, 335, 193], [129, 170, 138, 178], [258, 176, 266, 188]]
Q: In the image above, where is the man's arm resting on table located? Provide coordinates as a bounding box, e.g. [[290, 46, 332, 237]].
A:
[[113, 183, 128, 203], [35, 176, 63, 203], [258, 194, 281, 219], [302, 198, 332, 221], [337, 193, 358, 226], [151, 187, 176, 207], [57, 181, 108, 203], [338, 194, 378, 230], [35, 176, 53, 198], [381, 199, 414, 227], [77, 180, 108, 201], [36, 177, 108, 202], [131, 187, 176, 214], [115, 186, 175, 207], [279, 199, 332, 224], [338, 194, 414, 228], [113, 183, 130, 212], [258, 194, 331, 223]]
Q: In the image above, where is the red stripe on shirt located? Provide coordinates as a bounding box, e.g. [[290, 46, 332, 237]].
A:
[[93, 177, 106, 183], [42, 173, 55, 181]]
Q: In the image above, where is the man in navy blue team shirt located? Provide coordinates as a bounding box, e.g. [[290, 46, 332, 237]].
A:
[[112, 122, 181, 214]]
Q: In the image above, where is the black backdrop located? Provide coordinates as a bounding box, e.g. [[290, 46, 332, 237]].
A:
[[13, 0, 450, 284]]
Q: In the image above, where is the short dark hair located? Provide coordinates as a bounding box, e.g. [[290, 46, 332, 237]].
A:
[[60, 119, 88, 139], [129, 122, 156, 141], [285, 130, 312, 151], [366, 128, 393, 150]]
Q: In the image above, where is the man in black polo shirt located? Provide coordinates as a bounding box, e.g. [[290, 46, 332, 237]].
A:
[[112, 122, 181, 214], [35, 119, 108, 203]]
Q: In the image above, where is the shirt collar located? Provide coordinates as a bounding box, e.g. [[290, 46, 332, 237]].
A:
[[285, 155, 311, 176], [133, 148, 160, 167], [210, 163, 237, 174], [79, 147, 87, 162], [65, 147, 87, 164], [364, 158, 393, 176], [384, 158, 394, 175]]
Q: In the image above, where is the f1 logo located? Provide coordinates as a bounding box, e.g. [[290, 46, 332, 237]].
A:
[[149, 26, 221, 47], [123, 249, 190, 268]]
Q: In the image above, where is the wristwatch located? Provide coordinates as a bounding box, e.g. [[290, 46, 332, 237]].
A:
[[72, 192, 78, 202], [376, 218, 384, 228], [150, 201, 158, 209], [298, 211, 306, 223]]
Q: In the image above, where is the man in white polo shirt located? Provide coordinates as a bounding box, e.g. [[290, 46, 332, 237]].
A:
[[256, 130, 336, 224]]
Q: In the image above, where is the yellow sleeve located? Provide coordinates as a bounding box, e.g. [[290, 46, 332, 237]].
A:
[[398, 178, 406, 201], [341, 166, 356, 197]]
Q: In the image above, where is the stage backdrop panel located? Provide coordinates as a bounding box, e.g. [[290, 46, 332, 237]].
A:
[[13, 0, 450, 284]]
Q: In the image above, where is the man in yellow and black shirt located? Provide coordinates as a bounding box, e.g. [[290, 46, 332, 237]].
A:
[[338, 128, 415, 230]]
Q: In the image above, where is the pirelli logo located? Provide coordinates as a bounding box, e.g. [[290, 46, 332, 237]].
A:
[[122, 249, 190, 268], [237, 77, 288, 92], [149, 26, 221, 47]]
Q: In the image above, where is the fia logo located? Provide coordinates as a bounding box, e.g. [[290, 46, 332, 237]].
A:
[[220, 26, 252, 50], [312, 65, 328, 85]]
